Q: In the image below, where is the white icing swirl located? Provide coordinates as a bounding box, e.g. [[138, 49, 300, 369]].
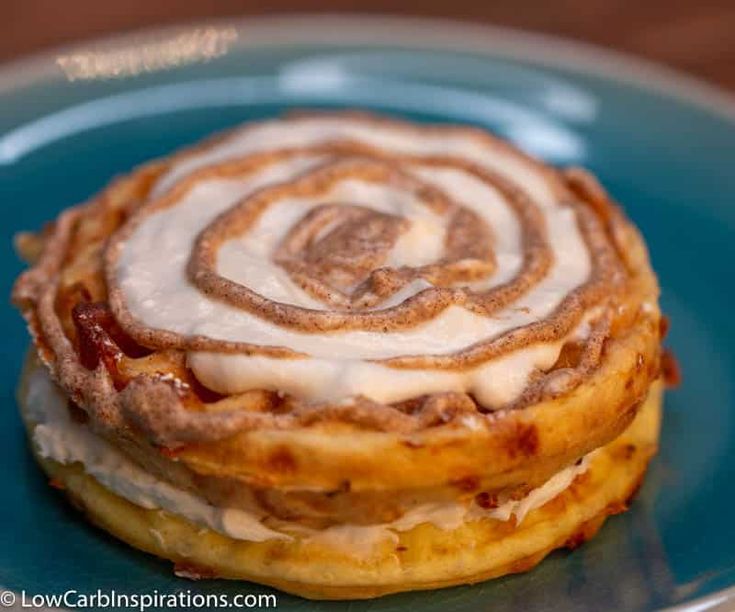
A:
[[113, 116, 594, 407]]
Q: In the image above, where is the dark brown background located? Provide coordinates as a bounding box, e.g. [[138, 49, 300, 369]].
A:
[[3, 0, 734, 90]]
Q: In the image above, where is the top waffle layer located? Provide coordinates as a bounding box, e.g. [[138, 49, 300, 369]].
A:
[[13, 113, 662, 456]]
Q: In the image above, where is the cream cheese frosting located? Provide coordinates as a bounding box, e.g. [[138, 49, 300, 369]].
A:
[[26, 365, 590, 551], [109, 115, 609, 409], [26, 363, 287, 542]]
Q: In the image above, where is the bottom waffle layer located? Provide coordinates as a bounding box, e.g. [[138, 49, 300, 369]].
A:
[[19, 361, 662, 600]]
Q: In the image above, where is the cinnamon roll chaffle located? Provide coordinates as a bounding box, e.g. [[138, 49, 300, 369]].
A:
[[13, 113, 667, 599]]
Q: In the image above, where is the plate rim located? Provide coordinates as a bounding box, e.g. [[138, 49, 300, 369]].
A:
[[1, 13, 733, 612], [0, 13, 733, 125]]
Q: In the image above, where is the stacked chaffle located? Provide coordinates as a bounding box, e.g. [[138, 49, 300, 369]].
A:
[[14, 114, 666, 599]]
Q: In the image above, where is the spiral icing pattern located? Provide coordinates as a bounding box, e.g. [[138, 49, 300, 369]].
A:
[[106, 114, 623, 410]]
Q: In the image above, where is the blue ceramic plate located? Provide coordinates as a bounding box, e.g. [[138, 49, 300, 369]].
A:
[[1, 16, 733, 611]]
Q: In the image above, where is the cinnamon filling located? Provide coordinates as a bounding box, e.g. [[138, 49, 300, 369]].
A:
[[72, 302, 152, 389]]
